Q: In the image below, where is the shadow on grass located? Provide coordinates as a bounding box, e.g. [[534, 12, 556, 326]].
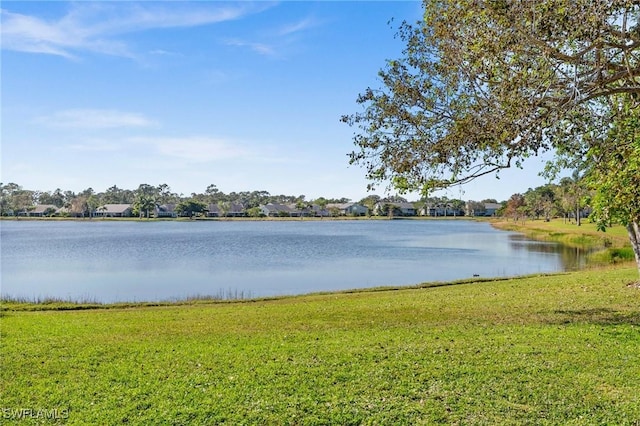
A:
[[551, 308, 640, 326]]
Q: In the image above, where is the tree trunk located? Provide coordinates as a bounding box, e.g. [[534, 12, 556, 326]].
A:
[[627, 220, 640, 279]]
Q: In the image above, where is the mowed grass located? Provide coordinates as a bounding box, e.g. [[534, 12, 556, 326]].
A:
[[1, 266, 639, 425], [491, 218, 631, 248]]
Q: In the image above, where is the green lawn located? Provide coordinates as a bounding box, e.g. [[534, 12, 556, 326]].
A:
[[2, 266, 639, 425], [491, 218, 630, 247]]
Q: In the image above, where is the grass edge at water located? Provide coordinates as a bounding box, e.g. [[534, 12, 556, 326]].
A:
[[2, 265, 639, 425], [0, 269, 627, 312]]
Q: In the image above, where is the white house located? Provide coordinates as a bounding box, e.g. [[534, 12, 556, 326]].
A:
[[374, 202, 417, 216]]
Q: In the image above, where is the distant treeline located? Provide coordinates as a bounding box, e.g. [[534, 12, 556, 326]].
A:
[[1, 177, 589, 222]]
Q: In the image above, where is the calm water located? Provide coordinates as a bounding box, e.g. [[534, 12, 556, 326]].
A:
[[0, 220, 584, 302]]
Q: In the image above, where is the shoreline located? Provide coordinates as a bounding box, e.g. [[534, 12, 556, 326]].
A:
[[2, 217, 634, 310], [4, 265, 636, 312]]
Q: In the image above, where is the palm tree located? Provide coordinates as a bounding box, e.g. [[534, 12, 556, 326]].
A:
[[96, 205, 108, 218], [134, 194, 157, 219], [217, 201, 231, 218], [295, 201, 306, 219]]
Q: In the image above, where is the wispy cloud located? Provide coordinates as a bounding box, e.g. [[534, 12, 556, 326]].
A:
[[224, 15, 323, 57], [223, 38, 276, 56], [132, 136, 251, 163], [1, 2, 274, 59], [277, 17, 320, 37], [66, 142, 121, 153], [36, 109, 157, 129]]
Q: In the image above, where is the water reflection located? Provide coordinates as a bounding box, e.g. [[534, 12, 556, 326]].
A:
[[508, 234, 592, 271]]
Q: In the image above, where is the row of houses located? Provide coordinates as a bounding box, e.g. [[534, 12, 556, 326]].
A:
[[22, 202, 371, 218], [374, 202, 502, 217], [22, 201, 502, 218]]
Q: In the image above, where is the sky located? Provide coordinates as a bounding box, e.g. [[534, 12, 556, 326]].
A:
[[1, 1, 555, 203]]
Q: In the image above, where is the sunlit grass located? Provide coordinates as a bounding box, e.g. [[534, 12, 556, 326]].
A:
[[2, 266, 639, 424]]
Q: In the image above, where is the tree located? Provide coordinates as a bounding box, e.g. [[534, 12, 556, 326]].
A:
[[314, 197, 329, 219], [0, 183, 22, 215], [217, 201, 231, 218], [205, 184, 222, 203], [42, 206, 57, 217], [342, 0, 640, 277], [586, 99, 640, 273], [86, 194, 101, 219], [133, 184, 159, 218], [450, 199, 465, 217], [359, 195, 381, 212], [134, 194, 157, 219], [246, 206, 264, 218], [157, 183, 179, 205], [524, 185, 557, 221], [10, 189, 35, 216], [295, 200, 306, 219], [101, 185, 135, 204], [175, 199, 208, 218], [69, 195, 88, 218], [381, 195, 407, 203], [37, 188, 65, 208], [556, 174, 589, 225], [504, 194, 526, 223]]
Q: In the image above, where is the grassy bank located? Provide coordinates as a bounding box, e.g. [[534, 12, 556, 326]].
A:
[[2, 266, 639, 425], [491, 218, 636, 266]]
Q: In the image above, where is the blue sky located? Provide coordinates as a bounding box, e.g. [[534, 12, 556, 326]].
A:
[[1, 1, 553, 202]]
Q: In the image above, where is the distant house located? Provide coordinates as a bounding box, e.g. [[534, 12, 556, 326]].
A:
[[465, 202, 502, 217], [260, 203, 295, 217], [395, 202, 417, 216], [207, 203, 245, 217], [281, 203, 330, 217], [207, 204, 221, 217], [288, 203, 332, 217], [422, 203, 465, 217], [156, 204, 177, 218], [227, 203, 246, 217], [374, 202, 417, 216], [307, 204, 330, 217], [483, 203, 502, 216], [326, 203, 369, 216], [94, 204, 133, 218], [29, 204, 59, 217]]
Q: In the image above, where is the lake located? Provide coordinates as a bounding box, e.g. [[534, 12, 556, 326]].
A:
[[0, 219, 584, 303]]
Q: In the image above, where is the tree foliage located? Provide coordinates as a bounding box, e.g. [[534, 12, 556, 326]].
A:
[[343, 0, 640, 276], [175, 199, 208, 218], [344, 0, 640, 192], [586, 99, 640, 267]]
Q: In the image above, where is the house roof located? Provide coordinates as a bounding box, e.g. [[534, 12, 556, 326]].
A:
[[99, 204, 132, 214], [378, 202, 415, 209], [32, 204, 58, 214], [484, 203, 502, 210], [207, 203, 245, 213], [229, 202, 244, 213], [262, 203, 293, 213], [326, 203, 353, 210], [157, 204, 176, 213]]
